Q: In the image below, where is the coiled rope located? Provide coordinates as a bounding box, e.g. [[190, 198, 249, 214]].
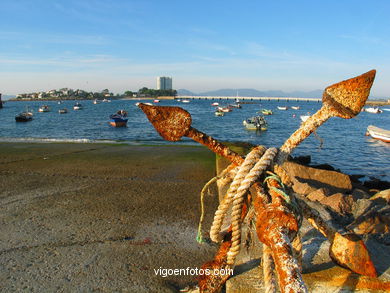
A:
[[226, 147, 278, 265], [209, 146, 267, 243]]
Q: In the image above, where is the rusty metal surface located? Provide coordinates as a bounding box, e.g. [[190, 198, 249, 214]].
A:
[[296, 195, 377, 277], [138, 70, 378, 293], [323, 69, 376, 119], [278, 70, 376, 163], [138, 103, 192, 141]]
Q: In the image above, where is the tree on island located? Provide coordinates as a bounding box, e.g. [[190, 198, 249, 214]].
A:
[[137, 87, 177, 97]]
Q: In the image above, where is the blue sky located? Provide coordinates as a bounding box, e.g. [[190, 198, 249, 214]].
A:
[[0, 0, 389, 97]]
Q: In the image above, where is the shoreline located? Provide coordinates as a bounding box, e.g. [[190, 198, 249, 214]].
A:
[[0, 143, 219, 292]]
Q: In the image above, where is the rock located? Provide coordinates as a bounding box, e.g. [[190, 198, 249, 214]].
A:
[[347, 206, 390, 235], [350, 188, 371, 201], [370, 189, 390, 204], [282, 161, 352, 195], [306, 188, 329, 202], [291, 155, 311, 165], [319, 193, 354, 215], [351, 199, 377, 219], [363, 178, 390, 190]]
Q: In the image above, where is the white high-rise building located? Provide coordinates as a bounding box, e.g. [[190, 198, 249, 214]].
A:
[[157, 76, 172, 90]]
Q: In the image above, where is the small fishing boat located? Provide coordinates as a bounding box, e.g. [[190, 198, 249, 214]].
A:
[[215, 109, 225, 116], [277, 106, 288, 110], [93, 99, 101, 104], [217, 106, 232, 113], [73, 102, 83, 110], [58, 108, 68, 114], [243, 116, 267, 131], [382, 108, 390, 112], [260, 109, 273, 115], [182, 99, 190, 103], [229, 103, 242, 109], [365, 107, 382, 114], [300, 115, 310, 122], [211, 102, 219, 106], [291, 106, 300, 110], [109, 110, 128, 127], [366, 125, 390, 143], [153, 99, 160, 103], [102, 98, 111, 102], [38, 105, 50, 112], [15, 109, 33, 122]]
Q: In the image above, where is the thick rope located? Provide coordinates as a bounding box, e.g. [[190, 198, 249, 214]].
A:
[[263, 245, 277, 293], [196, 163, 239, 243], [227, 147, 278, 265], [210, 146, 266, 242]]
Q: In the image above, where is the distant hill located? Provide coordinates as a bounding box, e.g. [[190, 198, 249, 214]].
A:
[[177, 88, 323, 98], [0, 94, 16, 101]]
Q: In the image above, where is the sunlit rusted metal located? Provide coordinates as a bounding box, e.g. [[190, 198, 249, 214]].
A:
[[295, 195, 377, 278], [277, 70, 376, 163], [138, 71, 378, 292], [138, 103, 243, 165], [257, 176, 307, 293]]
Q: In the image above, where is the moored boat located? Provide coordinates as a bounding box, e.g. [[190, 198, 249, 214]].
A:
[[217, 106, 232, 113], [277, 106, 288, 110], [300, 115, 310, 122], [215, 109, 225, 116], [211, 102, 219, 106], [243, 116, 267, 131], [73, 102, 83, 110], [58, 108, 68, 114], [38, 105, 50, 112], [365, 107, 382, 114], [93, 99, 101, 104], [291, 106, 300, 110], [15, 109, 33, 122], [260, 109, 273, 115], [109, 110, 128, 127], [182, 99, 190, 103], [366, 125, 390, 143], [153, 99, 160, 103]]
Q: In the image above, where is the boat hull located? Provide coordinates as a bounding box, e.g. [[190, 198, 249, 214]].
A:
[[109, 117, 128, 127], [366, 125, 390, 143]]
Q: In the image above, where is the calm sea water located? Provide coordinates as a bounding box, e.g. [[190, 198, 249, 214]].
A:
[[1, 99, 389, 181]]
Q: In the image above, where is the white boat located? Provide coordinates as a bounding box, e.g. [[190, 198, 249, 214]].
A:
[[277, 106, 288, 110], [154, 99, 160, 103], [182, 99, 190, 103], [382, 108, 390, 112], [300, 115, 310, 122], [38, 105, 50, 112], [217, 106, 232, 113], [365, 107, 382, 114], [93, 99, 101, 104], [366, 125, 390, 143], [73, 102, 83, 110], [58, 108, 68, 114], [291, 106, 300, 110], [211, 102, 219, 106]]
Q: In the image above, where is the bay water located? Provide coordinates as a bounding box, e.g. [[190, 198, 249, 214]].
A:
[[1, 99, 389, 182]]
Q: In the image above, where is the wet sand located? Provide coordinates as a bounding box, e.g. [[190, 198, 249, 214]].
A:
[[0, 143, 220, 292]]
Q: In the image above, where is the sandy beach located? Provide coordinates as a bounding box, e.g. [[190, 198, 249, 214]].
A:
[[0, 143, 220, 292]]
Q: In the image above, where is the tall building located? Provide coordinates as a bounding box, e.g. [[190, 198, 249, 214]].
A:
[[157, 76, 172, 90]]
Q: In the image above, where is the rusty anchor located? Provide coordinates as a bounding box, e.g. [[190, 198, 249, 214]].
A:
[[138, 70, 377, 292]]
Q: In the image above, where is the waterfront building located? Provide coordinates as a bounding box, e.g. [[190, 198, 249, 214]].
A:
[[157, 76, 172, 90]]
